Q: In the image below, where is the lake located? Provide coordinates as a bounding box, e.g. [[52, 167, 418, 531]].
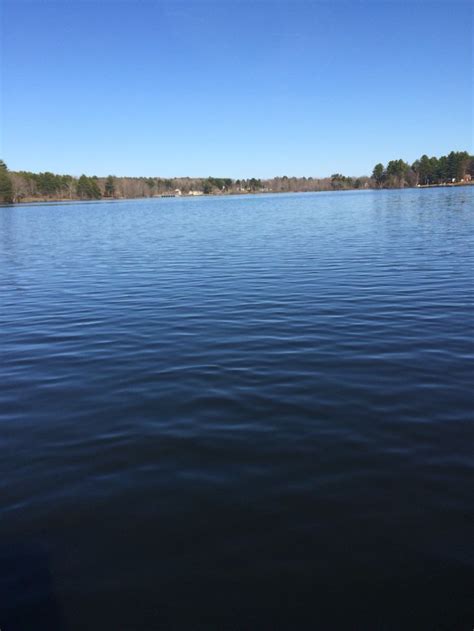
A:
[[0, 188, 473, 630]]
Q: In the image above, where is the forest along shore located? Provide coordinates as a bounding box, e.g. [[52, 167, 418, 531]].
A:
[[0, 150, 472, 204]]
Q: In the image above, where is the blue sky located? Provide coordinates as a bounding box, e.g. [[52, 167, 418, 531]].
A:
[[1, 0, 472, 178]]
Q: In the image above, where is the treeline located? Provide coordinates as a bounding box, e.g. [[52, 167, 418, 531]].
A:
[[0, 166, 371, 203], [372, 151, 473, 188], [4, 171, 268, 202], [0, 150, 472, 203]]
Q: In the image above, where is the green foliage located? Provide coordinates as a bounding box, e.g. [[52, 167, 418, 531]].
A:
[[469, 156, 474, 177], [0, 159, 14, 203], [406, 151, 471, 187], [4, 149, 473, 204], [156, 178, 173, 192], [330, 173, 353, 190], [16, 171, 74, 197], [413, 155, 431, 185], [76, 175, 101, 199], [201, 180, 211, 194], [236, 178, 262, 191], [373, 151, 473, 188], [40, 172, 61, 195], [447, 151, 470, 181], [202, 177, 236, 194], [105, 175, 116, 197], [248, 177, 262, 191], [372, 163, 385, 186], [386, 159, 409, 178]]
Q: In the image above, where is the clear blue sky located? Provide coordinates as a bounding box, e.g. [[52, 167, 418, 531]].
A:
[[1, 0, 472, 178]]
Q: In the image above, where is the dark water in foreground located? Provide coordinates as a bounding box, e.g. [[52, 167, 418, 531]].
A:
[[0, 188, 473, 630]]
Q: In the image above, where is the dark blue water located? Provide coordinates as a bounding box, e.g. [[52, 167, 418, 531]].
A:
[[1, 188, 473, 630]]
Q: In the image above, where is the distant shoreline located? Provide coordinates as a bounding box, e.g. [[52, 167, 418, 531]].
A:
[[1, 150, 472, 204], [2, 181, 472, 207]]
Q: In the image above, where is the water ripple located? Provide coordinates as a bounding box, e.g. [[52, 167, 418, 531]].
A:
[[0, 188, 473, 629]]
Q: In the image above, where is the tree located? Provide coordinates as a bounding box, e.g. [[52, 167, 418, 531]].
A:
[[0, 159, 14, 203], [76, 175, 101, 199], [4, 148, 472, 203], [436, 156, 448, 183], [144, 178, 155, 196], [202, 179, 214, 194], [37, 171, 61, 196], [413, 154, 432, 185], [332, 174, 354, 190], [61, 175, 75, 199], [446, 151, 458, 181], [372, 163, 385, 187], [105, 175, 116, 197], [468, 156, 474, 177], [386, 159, 409, 187], [248, 177, 262, 191], [447, 151, 470, 181]]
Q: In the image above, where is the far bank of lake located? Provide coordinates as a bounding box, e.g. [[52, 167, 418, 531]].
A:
[[3, 179, 473, 206]]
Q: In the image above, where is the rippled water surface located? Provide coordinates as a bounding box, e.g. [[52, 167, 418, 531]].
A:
[[1, 188, 473, 630]]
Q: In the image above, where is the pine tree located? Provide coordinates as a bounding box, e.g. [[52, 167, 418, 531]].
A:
[[105, 175, 116, 197], [76, 174, 101, 200], [372, 163, 385, 187], [0, 160, 14, 203]]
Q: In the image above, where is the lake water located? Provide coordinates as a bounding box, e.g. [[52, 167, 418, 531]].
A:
[[0, 188, 473, 630]]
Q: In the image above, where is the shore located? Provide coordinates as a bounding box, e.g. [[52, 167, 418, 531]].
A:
[[6, 180, 472, 205]]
